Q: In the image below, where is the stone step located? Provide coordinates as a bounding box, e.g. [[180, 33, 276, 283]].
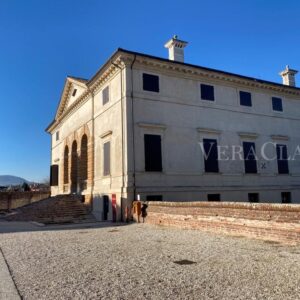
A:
[[5, 194, 95, 224]]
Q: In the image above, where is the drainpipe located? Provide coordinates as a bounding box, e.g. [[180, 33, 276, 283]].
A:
[[130, 55, 137, 202], [111, 60, 125, 201]]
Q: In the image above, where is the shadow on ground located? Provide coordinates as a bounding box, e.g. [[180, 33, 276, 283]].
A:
[[0, 220, 133, 234]]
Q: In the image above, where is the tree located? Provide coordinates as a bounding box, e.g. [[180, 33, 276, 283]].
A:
[[22, 182, 31, 191]]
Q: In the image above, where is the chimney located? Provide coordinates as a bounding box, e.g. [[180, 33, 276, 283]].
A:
[[164, 35, 188, 63], [279, 65, 298, 87]]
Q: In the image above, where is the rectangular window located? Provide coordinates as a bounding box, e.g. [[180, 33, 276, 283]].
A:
[[144, 134, 162, 172], [103, 141, 111, 176], [143, 73, 159, 92], [281, 192, 291, 203], [72, 89, 77, 97], [243, 142, 257, 173], [240, 91, 252, 107], [146, 195, 163, 201], [248, 193, 259, 203], [203, 139, 219, 173], [207, 194, 221, 201], [272, 97, 283, 112], [56, 131, 59, 141], [102, 86, 109, 105], [50, 164, 59, 186], [276, 144, 289, 174], [201, 84, 214, 101]]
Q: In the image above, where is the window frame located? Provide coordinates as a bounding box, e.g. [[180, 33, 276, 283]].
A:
[[239, 91, 252, 107], [248, 193, 259, 203], [281, 192, 291, 203], [242, 141, 258, 174], [102, 86, 110, 106], [144, 134, 163, 172], [272, 97, 283, 112], [142, 73, 160, 93], [103, 141, 111, 176], [146, 195, 163, 201], [200, 84, 215, 101], [203, 138, 219, 173], [207, 194, 221, 201], [276, 144, 289, 174], [50, 164, 59, 186]]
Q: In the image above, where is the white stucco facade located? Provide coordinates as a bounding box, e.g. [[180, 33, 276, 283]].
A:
[[47, 43, 300, 221]]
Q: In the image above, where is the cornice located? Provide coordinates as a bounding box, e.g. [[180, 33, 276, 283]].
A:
[[47, 49, 300, 133], [133, 56, 300, 97], [47, 56, 127, 133]]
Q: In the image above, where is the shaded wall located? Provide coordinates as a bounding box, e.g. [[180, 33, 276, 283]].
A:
[[0, 192, 50, 211]]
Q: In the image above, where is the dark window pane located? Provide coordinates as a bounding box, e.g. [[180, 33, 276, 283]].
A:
[[276, 144, 289, 174], [243, 142, 257, 173], [248, 193, 259, 203], [50, 164, 59, 186], [201, 84, 214, 101], [102, 86, 109, 105], [272, 97, 283, 111], [143, 73, 159, 92], [103, 142, 111, 176], [207, 194, 221, 201], [203, 139, 219, 172], [144, 134, 162, 172], [146, 195, 163, 201], [240, 91, 252, 107], [281, 192, 291, 203], [56, 131, 59, 141], [72, 89, 77, 97]]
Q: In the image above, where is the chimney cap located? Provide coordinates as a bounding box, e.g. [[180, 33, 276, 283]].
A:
[[164, 35, 188, 49], [279, 65, 298, 76]]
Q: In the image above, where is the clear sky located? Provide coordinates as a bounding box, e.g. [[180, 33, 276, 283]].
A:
[[0, 0, 299, 182]]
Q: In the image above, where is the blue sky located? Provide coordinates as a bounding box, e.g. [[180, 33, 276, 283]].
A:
[[0, 0, 299, 182]]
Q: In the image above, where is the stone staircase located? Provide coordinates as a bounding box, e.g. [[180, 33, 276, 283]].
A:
[[5, 194, 96, 224]]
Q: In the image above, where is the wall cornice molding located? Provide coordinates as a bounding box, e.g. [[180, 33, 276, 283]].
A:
[[134, 56, 300, 97]]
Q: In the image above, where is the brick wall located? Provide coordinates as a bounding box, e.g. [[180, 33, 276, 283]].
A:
[[134, 201, 300, 244], [0, 192, 50, 211]]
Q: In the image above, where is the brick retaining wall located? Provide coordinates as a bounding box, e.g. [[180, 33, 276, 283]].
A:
[[0, 192, 50, 211], [135, 201, 300, 244]]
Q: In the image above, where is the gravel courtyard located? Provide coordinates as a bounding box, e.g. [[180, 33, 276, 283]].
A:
[[0, 222, 300, 300]]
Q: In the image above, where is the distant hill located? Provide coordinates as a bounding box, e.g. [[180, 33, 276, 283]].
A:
[[0, 175, 30, 186]]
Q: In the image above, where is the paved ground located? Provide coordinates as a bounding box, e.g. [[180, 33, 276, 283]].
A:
[[0, 221, 300, 300], [0, 247, 20, 299]]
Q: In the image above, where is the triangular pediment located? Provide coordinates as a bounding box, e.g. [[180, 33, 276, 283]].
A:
[[55, 76, 88, 119]]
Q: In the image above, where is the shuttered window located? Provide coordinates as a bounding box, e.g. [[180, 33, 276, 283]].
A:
[[144, 134, 162, 172], [103, 141, 111, 176], [248, 193, 259, 203], [200, 84, 214, 101], [143, 73, 159, 92], [240, 91, 252, 107], [276, 144, 289, 174], [102, 86, 109, 105], [272, 97, 283, 112], [207, 194, 221, 201], [243, 142, 257, 173], [50, 164, 59, 186], [203, 139, 219, 172], [146, 195, 163, 201]]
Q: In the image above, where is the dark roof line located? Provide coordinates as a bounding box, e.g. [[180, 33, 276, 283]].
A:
[[67, 75, 88, 83], [117, 48, 300, 92]]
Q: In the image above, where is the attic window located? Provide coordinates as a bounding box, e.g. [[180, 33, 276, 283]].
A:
[[72, 89, 77, 97]]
